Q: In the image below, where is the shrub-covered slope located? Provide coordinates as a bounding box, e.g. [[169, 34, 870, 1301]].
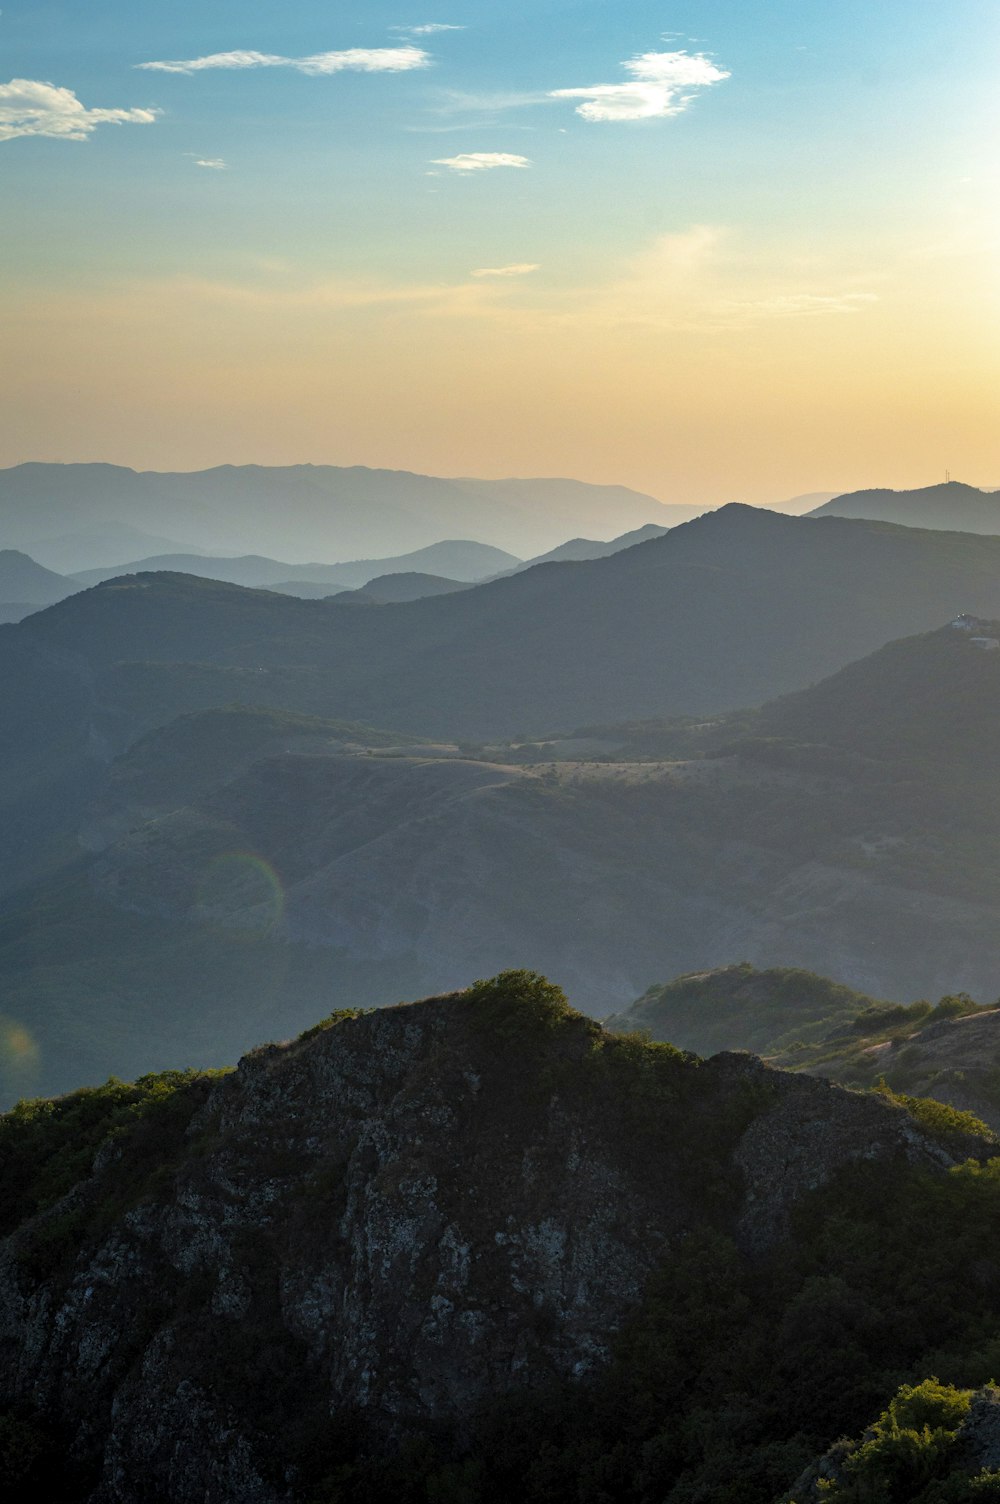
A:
[[604, 963, 884, 1057], [0, 972, 997, 1503], [607, 965, 1000, 1132]]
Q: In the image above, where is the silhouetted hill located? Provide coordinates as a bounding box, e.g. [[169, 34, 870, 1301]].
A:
[[306, 539, 521, 587], [0, 462, 669, 561], [71, 553, 331, 591], [810, 480, 1000, 533], [604, 963, 882, 1056], [332, 572, 471, 603], [502, 521, 670, 573], [756, 615, 1000, 769], [28, 521, 205, 574], [0, 551, 75, 620], [19, 505, 1000, 741], [607, 961, 1000, 1133], [72, 539, 519, 593]]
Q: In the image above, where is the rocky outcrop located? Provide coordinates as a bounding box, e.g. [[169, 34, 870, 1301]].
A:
[[0, 991, 985, 1502]]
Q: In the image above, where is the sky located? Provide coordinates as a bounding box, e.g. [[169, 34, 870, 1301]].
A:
[[1, 0, 998, 506]]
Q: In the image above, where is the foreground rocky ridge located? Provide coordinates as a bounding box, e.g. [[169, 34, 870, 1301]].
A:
[[0, 975, 991, 1502]]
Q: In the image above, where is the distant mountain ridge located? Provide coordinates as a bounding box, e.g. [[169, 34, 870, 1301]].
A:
[[72, 539, 519, 593], [810, 480, 1000, 533], [0, 549, 76, 622], [0, 461, 676, 563], [499, 521, 670, 574], [331, 573, 470, 604], [19, 503, 1000, 741]]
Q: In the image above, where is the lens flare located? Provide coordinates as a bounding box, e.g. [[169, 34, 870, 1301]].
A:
[[195, 851, 285, 934], [0, 1015, 40, 1099]]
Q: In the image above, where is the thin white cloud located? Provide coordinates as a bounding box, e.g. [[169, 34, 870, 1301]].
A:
[[431, 151, 531, 172], [194, 157, 227, 169], [551, 49, 729, 122], [729, 292, 879, 319], [393, 23, 464, 35], [137, 46, 429, 77], [472, 263, 539, 277], [0, 77, 159, 142]]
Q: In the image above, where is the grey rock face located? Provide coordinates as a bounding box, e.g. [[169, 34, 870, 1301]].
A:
[[961, 1385, 1000, 1472], [0, 1000, 978, 1502]]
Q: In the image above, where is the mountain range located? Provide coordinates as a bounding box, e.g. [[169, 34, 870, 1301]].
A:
[[811, 479, 1000, 532], [7, 594, 1000, 1096], [15, 502, 1000, 745], [0, 550, 78, 623], [70, 538, 520, 593], [0, 525, 677, 620], [0, 462, 686, 563]]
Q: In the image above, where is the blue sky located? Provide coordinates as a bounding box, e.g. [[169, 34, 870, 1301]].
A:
[[1, 0, 998, 499]]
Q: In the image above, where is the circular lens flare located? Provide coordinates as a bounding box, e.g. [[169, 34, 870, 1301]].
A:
[[195, 851, 285, 934]]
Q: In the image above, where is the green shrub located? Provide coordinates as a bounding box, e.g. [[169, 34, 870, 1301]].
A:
[[833, 1380, 972, 1500], [0, 1068, 225, 1238], [874, 1079, 994, 1146], [928, 993, 982, 1023], [463, 970, 574, 1041], [298, 1008, 369, 1041]]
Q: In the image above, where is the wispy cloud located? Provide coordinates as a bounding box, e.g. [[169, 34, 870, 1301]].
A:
[[551, 49, 729, 122], [472, 263, 539, 277], [431, 151, 531, 172], [194, 157, 227, 169], [137, 46, 429, 77], [0, 78, 159, 142], [727, 292, 879, 319], [424, 87, 550, 117], [393, 23, 464, 36], [24, 231, 882, 345]]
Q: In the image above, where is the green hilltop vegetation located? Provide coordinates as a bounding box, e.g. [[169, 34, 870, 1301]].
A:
[[781, 1378, 1000, 1501], [607, 963, 1000, 1133], [604, 963, 888, 1058], [1, 972, 999, 1501]]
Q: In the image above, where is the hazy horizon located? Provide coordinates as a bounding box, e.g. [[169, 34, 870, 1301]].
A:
[[3, 0, 998, 504]]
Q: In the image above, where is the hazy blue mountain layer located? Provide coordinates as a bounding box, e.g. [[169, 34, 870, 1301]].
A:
[[71, 539, 520, 593], [16, 504, 1000, 743], [0, 462, 676, 562], [810, 480, 1000, 532]]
